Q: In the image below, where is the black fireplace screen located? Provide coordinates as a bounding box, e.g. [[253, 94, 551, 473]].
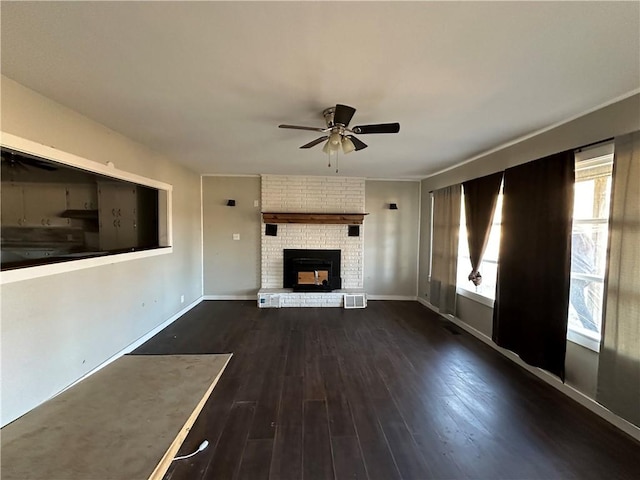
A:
[[283, 249, 341, 291]]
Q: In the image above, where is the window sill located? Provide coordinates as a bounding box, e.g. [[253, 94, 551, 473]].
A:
[[456, 286, 601, 353], [567, 328, 601, 352], [456, 287, 495, 308], [0, 246, 173, 285]]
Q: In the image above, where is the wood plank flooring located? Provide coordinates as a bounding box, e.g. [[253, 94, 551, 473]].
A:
[[134, 301, 640, 480]]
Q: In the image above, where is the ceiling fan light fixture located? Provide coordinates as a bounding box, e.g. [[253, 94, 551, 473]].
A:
[[328, 132, 342, 150], [341, 136, 355, 154], [321, 133, 341, 155]]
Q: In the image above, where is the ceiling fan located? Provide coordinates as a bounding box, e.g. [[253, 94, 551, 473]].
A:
[[1, 150, 58, 171], [279, 104, 400, 154]]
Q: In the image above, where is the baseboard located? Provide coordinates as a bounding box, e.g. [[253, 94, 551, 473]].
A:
[[55, 296, 204, 398], [368, 295, 417, 301], [417, 296, 435, 310], [203, 294, 256, 300], [415, 299, 640, 442]]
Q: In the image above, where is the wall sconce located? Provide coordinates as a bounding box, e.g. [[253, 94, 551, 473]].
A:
[[389, 203, 398, 210], [227, 200, 236, 207]]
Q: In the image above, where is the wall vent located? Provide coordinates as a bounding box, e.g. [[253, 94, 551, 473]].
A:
[[258, 293, 281, 308]]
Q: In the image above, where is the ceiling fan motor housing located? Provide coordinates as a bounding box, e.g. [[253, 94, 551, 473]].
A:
[[323, 107, 336, 128]]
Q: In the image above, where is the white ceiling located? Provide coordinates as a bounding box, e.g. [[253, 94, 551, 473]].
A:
[[2, 1, 639, 179]]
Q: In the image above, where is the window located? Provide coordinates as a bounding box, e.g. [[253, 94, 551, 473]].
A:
[[456, 187, 503, 303], [568, 143, 614, 350], [452, 143, 613, 351], [1, 133, 172, 282]]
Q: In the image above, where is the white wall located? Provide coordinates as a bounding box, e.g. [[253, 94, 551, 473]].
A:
[[202, 176, 261, 297], [364, 180, 420, 298], [419, 94, 640, 403], [0, 77, 202, 426]]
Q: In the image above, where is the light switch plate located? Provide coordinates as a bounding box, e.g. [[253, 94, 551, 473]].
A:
[[233, 233, 240, 240], [254, 200, 259, 207]]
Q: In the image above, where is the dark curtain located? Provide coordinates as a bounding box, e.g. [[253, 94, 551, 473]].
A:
[[492, 151, 574, 380], [463, 172, 503, 286]]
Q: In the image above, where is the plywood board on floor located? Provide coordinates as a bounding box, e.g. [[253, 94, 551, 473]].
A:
[[1, 353, 232, 480]]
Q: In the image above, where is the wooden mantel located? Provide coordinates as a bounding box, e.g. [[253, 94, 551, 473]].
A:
[[262, 212, 368, 225]]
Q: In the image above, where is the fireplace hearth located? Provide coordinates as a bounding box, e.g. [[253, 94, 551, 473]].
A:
[[283, 249, 341, 292]]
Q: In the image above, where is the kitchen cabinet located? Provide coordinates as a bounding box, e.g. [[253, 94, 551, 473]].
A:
[[98, 182, 139, 250], [1, 183, 68, 227], [23, 184, 68, 227], [66, 184, 98, 211], [1, 183, 24, 226]]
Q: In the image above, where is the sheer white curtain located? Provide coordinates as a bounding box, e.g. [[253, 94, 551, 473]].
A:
[[597, 131, 640, 427], [429, 184, 461, 315]]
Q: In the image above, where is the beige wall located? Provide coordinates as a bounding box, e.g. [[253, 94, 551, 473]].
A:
[[1, 77, 202, 425], [201, 178, 421, 298], [364, 180, 420, 297], [418, 94, 640, 401], [420, 94, 640, 193], [202, 176, 261, 296]]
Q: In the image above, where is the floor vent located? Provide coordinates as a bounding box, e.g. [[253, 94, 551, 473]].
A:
[[344, 294, 367, 309]]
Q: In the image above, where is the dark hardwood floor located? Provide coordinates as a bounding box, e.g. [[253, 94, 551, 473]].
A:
[[134, 301, 640, 480]]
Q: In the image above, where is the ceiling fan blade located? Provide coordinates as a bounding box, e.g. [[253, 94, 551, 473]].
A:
[[30, 159, 58, 171], [352, 122, 400, 134], [279, 124, 327, 132], [347, 136, 368, 151], [1, 152, 58, 171], [300, 136, 328, 149], [333, 104, 356, 127]]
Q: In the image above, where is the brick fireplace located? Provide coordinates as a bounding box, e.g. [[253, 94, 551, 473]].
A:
[[259, 175, 365, 307]]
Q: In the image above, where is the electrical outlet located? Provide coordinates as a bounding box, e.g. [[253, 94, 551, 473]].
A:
[[180, 295, 184, 304], [254, 200, 259, 207]]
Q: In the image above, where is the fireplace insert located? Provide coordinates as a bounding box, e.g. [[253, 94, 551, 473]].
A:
[[283, 249, 341, 292]]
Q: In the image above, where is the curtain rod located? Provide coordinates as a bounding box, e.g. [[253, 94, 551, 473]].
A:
[[574, 137, 614, 153], [428, 137, 615, 194]]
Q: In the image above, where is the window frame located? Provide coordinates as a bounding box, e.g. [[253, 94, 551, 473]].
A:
[[1, 132, 173, 285], [456, 185, 502, 303], [566, 142, 614, 352]]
